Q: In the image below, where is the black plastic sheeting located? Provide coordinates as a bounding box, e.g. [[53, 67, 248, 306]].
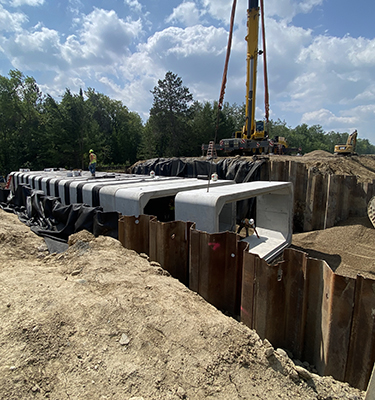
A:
[[131, 157, 266, 184], [131, 157, 266, 223], [0, 184, 119, 254]]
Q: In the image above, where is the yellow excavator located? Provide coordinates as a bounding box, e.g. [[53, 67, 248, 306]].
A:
[[334, 130, 358, 155]]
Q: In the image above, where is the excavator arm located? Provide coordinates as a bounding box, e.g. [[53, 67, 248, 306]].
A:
[[347, 130, 358, 148], [334, 130, 358, 155]]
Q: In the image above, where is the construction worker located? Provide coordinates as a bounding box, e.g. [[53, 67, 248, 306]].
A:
[[237, 218, 260, 238], [89, 149, 97, 177]]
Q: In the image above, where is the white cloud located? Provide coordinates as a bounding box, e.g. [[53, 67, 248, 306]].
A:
[[302, 108, 356, 128], [3, 27, 62, 70], [0, 4, 27, 32], [201, 0, 242, 23], [124, 0, 142, 13], [264, 0, 323, 22], [2, 7, 143, 73], [166, 2, 202, 27], [255, 17, 375, 136], [136, 25, 228, 93], [202, 0, 323, 24], [10, 0, 44, 6], [77, 8, 142, 59], [300, 105, 375, 140]]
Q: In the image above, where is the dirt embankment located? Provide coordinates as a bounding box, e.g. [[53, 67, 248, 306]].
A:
[[292, 216, 375, 279], [0, 210, 366, 400]]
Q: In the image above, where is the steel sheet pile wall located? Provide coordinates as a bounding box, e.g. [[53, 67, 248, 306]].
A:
[[189, 229, 248, 316], [149, 219, 194, 286], [132, 158, 375, 232], [261, 160, 375, 231], [241, 248, 375, 390], [118, 217, 375, 390]]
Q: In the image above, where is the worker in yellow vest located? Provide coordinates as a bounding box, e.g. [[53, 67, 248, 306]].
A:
[[89, 149, 97, 177]]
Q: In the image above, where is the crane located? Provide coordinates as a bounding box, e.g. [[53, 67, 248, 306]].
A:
[[202, 0, 271, 156]]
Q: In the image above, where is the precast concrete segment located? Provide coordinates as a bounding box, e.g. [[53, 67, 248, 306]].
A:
[[80, 176, 183, 206], [53, 173, 139, 205], [175, 181, 293, 262], [79, 175, 183, 206], [68, 175, 135, 204], [365, 364, 375, 400], [98, 176, 183, 212], [66, 176, 137, 206], [114, 178, 235, 217]]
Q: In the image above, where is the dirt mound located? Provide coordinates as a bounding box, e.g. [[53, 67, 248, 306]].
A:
[[0, 210, 366, 400], [302, 150, 335, 158], [292, 216, 375, 278], [286, 154, 375, 183]]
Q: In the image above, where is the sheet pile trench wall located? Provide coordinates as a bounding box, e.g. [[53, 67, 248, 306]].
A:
[[118, 217, 375, 391], [262, 159, 375, 232], [131, 158, 375, 232]]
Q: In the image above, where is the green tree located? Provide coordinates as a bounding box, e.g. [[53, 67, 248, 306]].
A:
[[149, 71, 193, 157], [356, 138, 375, 154], [85, 88, 143, 166], [0, 70, 47, 173]]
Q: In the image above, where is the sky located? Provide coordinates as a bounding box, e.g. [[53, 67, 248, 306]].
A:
[[0, 0, 375, 144]]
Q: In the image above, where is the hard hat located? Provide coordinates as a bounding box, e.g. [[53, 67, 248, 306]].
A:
[[211, 173, 218, 181], [89, 149, 94, 153]]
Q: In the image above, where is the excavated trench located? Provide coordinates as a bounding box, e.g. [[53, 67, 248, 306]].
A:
[[2, 152, 375, 391], [130, 153, 375, 232], [129, 153, 375, 391]]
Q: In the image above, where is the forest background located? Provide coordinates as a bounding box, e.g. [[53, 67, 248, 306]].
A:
[[1, 69, 374, 176]]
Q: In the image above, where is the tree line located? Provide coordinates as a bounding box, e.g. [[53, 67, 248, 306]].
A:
[[0, 69, 374, 175]]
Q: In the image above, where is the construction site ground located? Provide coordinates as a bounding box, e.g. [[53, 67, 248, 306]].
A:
[[1, 152, 375, 399]]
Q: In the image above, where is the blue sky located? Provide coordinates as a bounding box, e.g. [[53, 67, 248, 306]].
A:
[[1, 0, 375, 144]]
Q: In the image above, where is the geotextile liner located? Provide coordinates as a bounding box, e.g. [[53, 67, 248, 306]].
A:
[[0, 184, 119, 253], [131, 157, 266, 223]]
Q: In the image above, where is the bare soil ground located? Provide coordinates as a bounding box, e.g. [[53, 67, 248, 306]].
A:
[[292, 216, 375, 279], [2, 152, 375, 399], [133, 152, 375, 184], [267, 152, 375, 183], [0, 210, 366, 400]]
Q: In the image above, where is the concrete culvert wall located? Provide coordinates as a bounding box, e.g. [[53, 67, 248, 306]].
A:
[[131, 155, 375, 232]]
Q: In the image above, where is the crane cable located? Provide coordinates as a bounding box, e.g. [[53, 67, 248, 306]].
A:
[[207, 0, 237, 192], [260, 0, 269, 123], [214, 0, 237, 146]]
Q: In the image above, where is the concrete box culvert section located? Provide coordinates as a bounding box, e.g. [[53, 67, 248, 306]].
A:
[[175, 181, 293, 262], [9, 171, 235, 223], [9, 171, 293, 261]]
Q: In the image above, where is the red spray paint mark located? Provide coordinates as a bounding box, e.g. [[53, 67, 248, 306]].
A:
[[208, 242, 220, 251]]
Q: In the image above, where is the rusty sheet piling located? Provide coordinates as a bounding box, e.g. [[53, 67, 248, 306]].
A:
[[345, 275, 375, 389], [149, 220, 195, 286], [118, 214, 154, 255], [241, 249, 307, 359], [189, 229, 248, 317], [241, 246, 375, 390], [118, 216, 375, 390]]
